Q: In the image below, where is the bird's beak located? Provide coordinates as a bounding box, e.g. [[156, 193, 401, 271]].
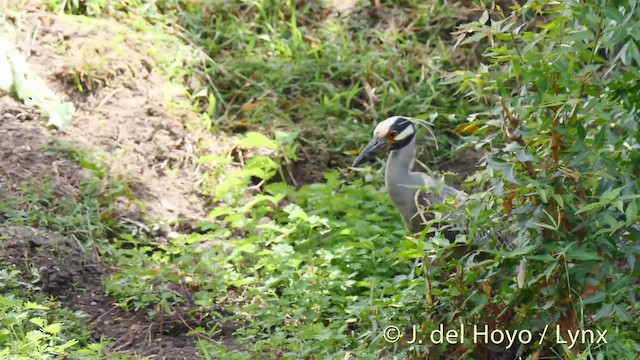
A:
[[352, 137, 386, 167]]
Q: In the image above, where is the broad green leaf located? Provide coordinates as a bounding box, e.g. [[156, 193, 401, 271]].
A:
[[24, 302, 48, 310], [565, 249, 601, 261], [601, 7, 624, 23], [272, 243, 294, 258], [29, 317, 46, 327], [593, 125, 606, 149], [565, 30, 594, 43], [504, 245, 536, 258], [626, 201, 638, 222], [601, 187, 622, 200], [43, 323, 62, 335], [273, 130, 299, 144], [486, 156, 520, 185], [283, 203, 307, 221], [1, 36, 74, 130], [461, 32, 488, 46], [479, 10, 489, 25], [614, 304, 632, 322], [240, 132, 279, 150], [230, 277, 255, 286], [582, 291, 607, 305], [594, 303, 613, 320], [516, 149, 537, 163]]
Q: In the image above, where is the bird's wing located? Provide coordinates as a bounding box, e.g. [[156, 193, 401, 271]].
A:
[[409, 174, 467, 236], [414, 173, 515, 249]]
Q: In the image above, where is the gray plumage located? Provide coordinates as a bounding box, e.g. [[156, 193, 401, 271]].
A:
[[353, 116, 513, 249], [353, 116, 526, 287], [385, 133, 462, 233]]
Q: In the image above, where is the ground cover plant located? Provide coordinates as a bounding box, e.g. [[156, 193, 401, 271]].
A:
[[0, 0, 638, 359]]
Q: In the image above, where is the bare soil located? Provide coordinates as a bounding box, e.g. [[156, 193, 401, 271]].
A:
[[18, 11, 209, 223], [0, 7, 228, 359], [0, 226, 202, 359]]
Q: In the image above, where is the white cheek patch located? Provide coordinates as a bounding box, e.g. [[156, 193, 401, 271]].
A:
[[374, 117, 396, 137], [373, 116, 413, 140], [394, 124, 415, 141]]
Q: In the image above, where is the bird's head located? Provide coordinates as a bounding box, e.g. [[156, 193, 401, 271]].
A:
[[352, 116, 416, 167]]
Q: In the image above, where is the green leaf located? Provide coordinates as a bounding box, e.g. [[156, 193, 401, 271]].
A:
[[479, 10, 489, 25], [283, 203, 307, 221], [601, 7, 624, 23], [626, 201, 638, 222], [504, 245, 536, 258], [594, 303, 613, 320], [516, 149, 537, 163], [565, 30, 594, 43], [29, 317, 46, 327], [1, 36, 74, 130], [486, 157, 520, 185], [565, 249, 601, 261], [230, 277, 255, 286], [593, 125, 606, 149], [614, 305, 632, 322], [575, 201, 605, 214], [240, 132, 279, 150], [24, 302, 48, 310], [601, 187, 622, 200], [461, 32, 488, 46], [273, 130, 299, 144], [43, 323, 61, 335], [552, 194, 564, 208], [272, 243, 294, 258], [582, 291, 606, 305]]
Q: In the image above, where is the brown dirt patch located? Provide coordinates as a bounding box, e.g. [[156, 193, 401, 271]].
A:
[[0, 96, 92, 201], [1, 6, 235, 358], [0, 225, 204, 359], [9, 10, 215, 224]]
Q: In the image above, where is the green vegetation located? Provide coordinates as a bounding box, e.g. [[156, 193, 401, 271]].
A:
[[1, 0, 639, 359], [0, 264, 106, 359]]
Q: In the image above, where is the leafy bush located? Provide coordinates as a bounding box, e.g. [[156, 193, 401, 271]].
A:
[[440, 0, 640, 358]]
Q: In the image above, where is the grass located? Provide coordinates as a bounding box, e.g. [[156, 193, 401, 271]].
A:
[[187, 1, 476, 159]]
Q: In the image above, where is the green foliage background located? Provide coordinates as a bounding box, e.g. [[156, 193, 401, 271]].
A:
[[1, 0, 639, 359]]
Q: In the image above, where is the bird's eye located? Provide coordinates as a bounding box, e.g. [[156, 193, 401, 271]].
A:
[[388, 130, 398, 139]]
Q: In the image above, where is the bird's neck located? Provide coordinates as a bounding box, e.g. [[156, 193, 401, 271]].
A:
[[386, 136, 416, 176]]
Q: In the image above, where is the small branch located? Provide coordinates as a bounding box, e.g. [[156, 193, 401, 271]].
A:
[[172, 306, 215, 342], [499, 97, 520, 136], [95, 305, 119, 323], [423, 257, 433, 306], [499, 97, 537, 179]]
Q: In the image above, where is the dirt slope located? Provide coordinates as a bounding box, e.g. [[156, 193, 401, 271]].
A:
[[1, 7, 229, 359]]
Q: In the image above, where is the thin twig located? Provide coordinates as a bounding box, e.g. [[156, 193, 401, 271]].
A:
[[296, 139, 312, 162], [96, 88, 124, 109], [172, 307, 215, 342], [499, 97, 537, 179], [95, 305, 119, 323], [423, 257, 433, 306]]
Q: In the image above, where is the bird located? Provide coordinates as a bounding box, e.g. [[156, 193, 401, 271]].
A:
[[352, 116, 514, 249]]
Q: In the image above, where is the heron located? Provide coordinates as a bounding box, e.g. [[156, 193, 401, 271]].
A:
[[352, 116, 525, 285]]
